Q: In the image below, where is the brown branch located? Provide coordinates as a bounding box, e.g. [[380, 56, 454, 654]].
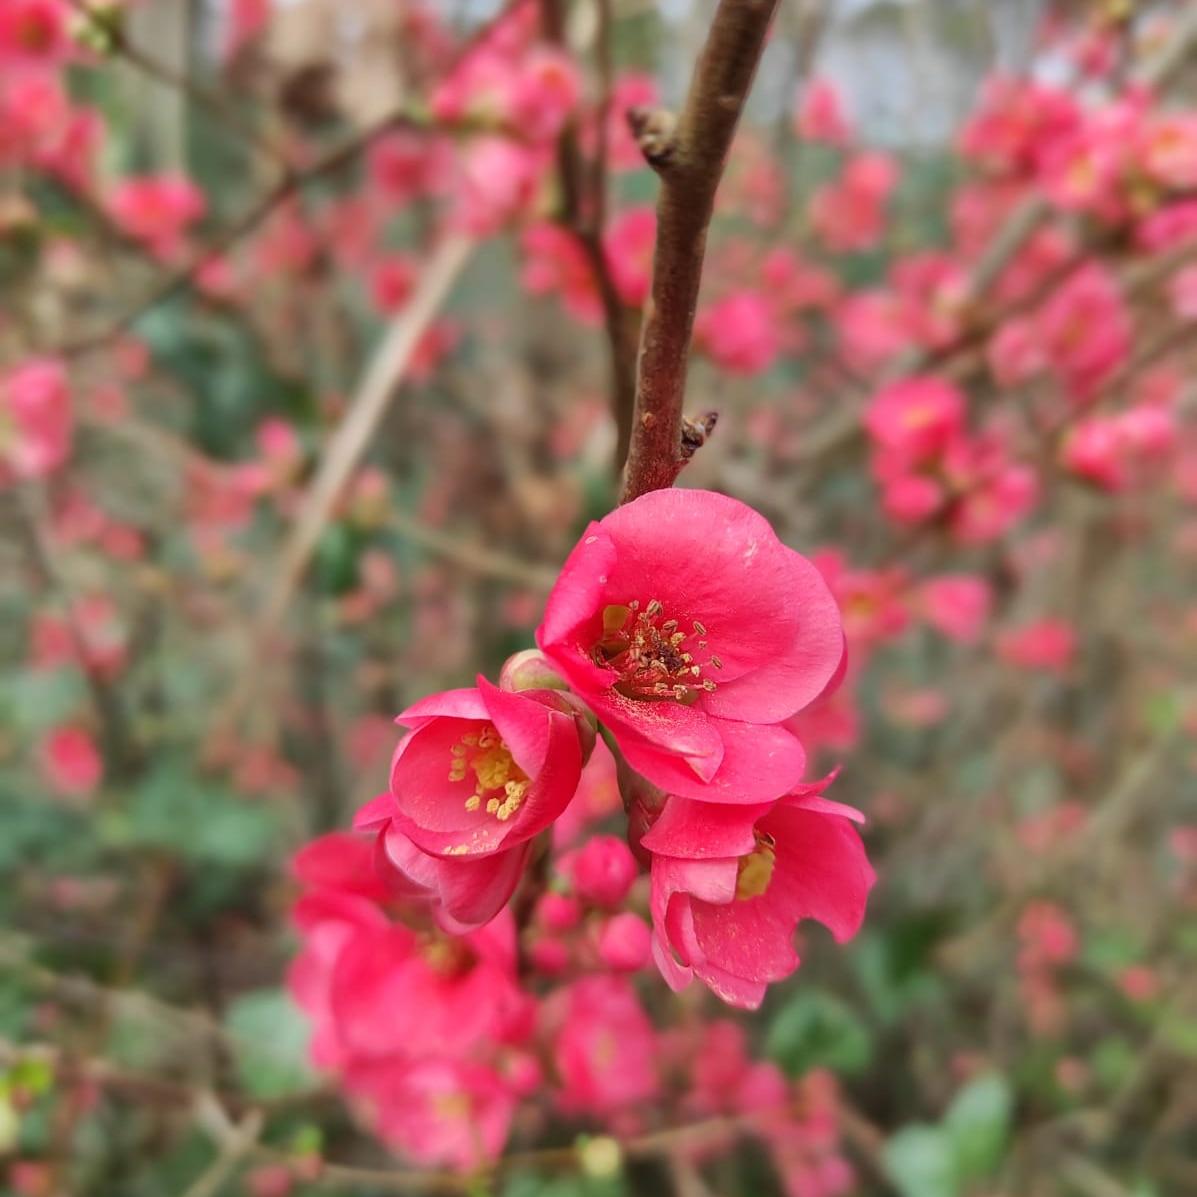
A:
[[620, 0, 780, 502]]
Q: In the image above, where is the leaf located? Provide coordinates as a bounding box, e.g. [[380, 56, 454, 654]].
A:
[[943, 1073, 1012, 1181], [883, 1125, 958, 1197], [117, 760, 277, 869], [224, 989, 315, 1100], [765, 991, 873, 1077]]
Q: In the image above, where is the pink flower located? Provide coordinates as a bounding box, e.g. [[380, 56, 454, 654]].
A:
[[39, 726, 102, 797], [998, 618, 1076, 675], [919, 575, 992, 644], [548, 975, 659, 1116], [367, 254, 418, 315], [1037, 263, 1131, 401], [809, 152, 897, 253], [0, 357, 71, 483], [644, 777, 873, 1009], [355, 681, 585, 927], [107, 174, 206, 259], [1061, 418, 1127, 491], [0, 0, 69, 68], [865, 377, 965, 467], [508, 47, 580, 143], [367, 130, 445, 207], [519, 222, 601, 324], [695, 290, 782, 375], [794, 79, 852, 146], [453, 137, 545, 236], [603, 205, 656, 307], [536, 489, 845, 803], [347, 1058, 516, 1170]]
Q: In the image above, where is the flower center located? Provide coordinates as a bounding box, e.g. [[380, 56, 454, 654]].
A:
[[735, 831, 776, 900], [592, 600, 721, 702], [448, 725, 530, 822]]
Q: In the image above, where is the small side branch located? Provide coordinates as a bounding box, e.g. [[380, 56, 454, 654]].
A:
[[620, 0, 779, 503]]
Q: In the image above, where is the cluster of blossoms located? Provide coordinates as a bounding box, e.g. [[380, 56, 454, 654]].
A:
[[291, 488, 874, 1165]]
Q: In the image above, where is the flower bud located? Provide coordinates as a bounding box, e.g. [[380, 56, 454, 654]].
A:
[[498, 648, 569, 693], [570, 835, 638, 907], [536, 890, 582, 932], [596, 912, 652, 972]]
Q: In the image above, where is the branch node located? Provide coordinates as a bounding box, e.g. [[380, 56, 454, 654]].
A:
[[680, 410, 718, 460], [627, 106, 678, 170]]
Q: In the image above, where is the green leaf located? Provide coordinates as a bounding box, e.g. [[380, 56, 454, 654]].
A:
[[943, 1073, 1012, 1181], [883, 1125, 958, 1197], [224, 989, 314, 1099], [117, 760, 277, 868], [765, 991, 873, 1077]]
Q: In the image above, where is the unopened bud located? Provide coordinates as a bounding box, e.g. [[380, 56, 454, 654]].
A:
[[499, 649, 569, 693], [577, 1135, 622, 1180]]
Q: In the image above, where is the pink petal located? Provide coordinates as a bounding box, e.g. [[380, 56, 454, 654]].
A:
[[764, 802, 875, 943], [623, 716, 806, 803], [641, 795, 774, 859], [397, 687, 488, 727]]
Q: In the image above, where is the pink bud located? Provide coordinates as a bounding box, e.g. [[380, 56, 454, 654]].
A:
[[503, 1050, 543, 1097], [596, 912, 651, 971], [528, 936, 570, 975], [570, 835, 638, 908], [537, 891, 582, 932]]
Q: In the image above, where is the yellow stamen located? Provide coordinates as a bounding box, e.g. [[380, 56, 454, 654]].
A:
[[735, 832, 777, 900]]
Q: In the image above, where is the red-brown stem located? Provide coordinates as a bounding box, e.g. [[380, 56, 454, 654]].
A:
[[620, 0, 779, 503]]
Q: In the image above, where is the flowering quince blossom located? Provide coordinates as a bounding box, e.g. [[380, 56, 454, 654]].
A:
[[288, 835, 534, 1169], [536, 488, 845, 802], [292, 475, 871, 1166], [107, 173, 206, 260], [643, 775, 874, 1009], [0, 357, 71, 484], [354, 678, 587, 927]]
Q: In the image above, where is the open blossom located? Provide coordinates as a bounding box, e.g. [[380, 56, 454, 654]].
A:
[[919, 575, 992, 644], [107, 174, 206, 259], [355, 680, 585, 927], [809, 152, 898, 253], [795, 78, 852, 146], [0, 357, 71, 484], [519, 223, 601, 324], [865, 377, 965, 466], [547, 975, 659, 1116], [695, 290, 783, 375], [603, 205, 656, 307], [998, 618, 1076, 675], [289, 837, 531, 1168], [0, 0, 70, 69], [38, 726, 102, 797], [536, 489, 845, 803], [643, 777, 874, 1009]]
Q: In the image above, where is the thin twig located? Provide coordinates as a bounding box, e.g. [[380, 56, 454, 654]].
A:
[[620, 0, 780, 501], [256, 234, 475, 632], [185, 1098, 266, 1197]]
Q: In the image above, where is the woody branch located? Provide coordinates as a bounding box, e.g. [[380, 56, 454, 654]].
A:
[[620, 0, 779, 503]]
